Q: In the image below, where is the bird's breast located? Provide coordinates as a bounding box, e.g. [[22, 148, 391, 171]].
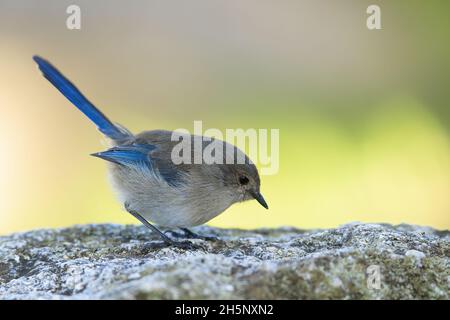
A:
[[107, 164, 235, 228]]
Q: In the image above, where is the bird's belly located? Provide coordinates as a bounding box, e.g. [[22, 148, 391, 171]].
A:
[[143, 206, 218, 228], [108, 165, 233, 228], [132, 197, 230, 228]]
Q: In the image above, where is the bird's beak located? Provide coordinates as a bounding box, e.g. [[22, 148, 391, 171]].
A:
[[251, 190, 269, 209]]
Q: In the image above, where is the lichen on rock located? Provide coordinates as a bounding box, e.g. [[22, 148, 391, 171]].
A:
[[0, 223, 448, 299]]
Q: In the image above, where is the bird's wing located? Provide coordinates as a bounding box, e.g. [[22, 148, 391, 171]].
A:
[[91, 144, 187, 188]]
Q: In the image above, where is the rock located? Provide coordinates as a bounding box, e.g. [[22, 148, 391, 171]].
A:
[[0, 223, 448, 299], [405, 249, 426, 260]]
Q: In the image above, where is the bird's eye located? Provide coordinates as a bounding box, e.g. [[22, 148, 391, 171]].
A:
[[239, 176, 249, 185]]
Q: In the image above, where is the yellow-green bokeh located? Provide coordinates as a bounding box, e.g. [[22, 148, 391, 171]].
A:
[[0, 1, 449, 234]]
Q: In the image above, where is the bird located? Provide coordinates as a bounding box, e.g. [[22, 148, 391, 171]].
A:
[[33, 55, 268, 248]]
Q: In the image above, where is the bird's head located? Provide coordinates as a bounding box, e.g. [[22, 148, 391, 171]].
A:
[[218, 148, 268, 210], [232, 163, 268, 209]]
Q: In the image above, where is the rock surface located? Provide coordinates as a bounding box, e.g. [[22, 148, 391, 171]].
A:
[[0, 223, 448, 299]]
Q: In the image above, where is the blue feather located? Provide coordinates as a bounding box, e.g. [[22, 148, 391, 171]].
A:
[[92, 144, 186, 187], [33, 56, 129, 141], [91, 144, 156, 167]]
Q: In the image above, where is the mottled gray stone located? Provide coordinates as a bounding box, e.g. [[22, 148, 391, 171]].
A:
[[0, 223, 448, 299]]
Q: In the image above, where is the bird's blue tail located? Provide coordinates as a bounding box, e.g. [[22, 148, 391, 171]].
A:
[[33, 55, 131, 142]]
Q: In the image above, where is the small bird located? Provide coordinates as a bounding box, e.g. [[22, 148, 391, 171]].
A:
[[33, 56, 268, 247]]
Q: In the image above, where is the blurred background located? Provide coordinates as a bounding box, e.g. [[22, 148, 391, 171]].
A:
[[0, 0, 449, 234]]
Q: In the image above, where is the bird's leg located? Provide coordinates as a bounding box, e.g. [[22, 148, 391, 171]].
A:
[[126, 206, 173, 244], [180, 228, 219, 241], [124, 203, 200, 249]]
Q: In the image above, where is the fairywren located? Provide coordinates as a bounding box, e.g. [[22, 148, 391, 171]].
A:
[[33, 56, 268, 247]]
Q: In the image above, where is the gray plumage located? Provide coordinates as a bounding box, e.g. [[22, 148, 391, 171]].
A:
[[106, 130, 263, 228], [33, 56, 268, 246]]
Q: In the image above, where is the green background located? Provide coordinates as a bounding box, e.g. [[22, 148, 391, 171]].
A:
[[0, 1, 448, 234]]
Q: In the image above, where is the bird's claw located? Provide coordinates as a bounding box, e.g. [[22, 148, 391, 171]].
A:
[[180, 228, 221, 242], [190, 235, 220, 242], [164, 230, 185, 238], [169, 240, 204, 250]]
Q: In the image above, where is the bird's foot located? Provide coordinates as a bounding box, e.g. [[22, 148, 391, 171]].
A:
[[189, 234, 220, 242], [167, 240, 204, 250], [164, 230, 185, 239], [181, 228, 221, 242]]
